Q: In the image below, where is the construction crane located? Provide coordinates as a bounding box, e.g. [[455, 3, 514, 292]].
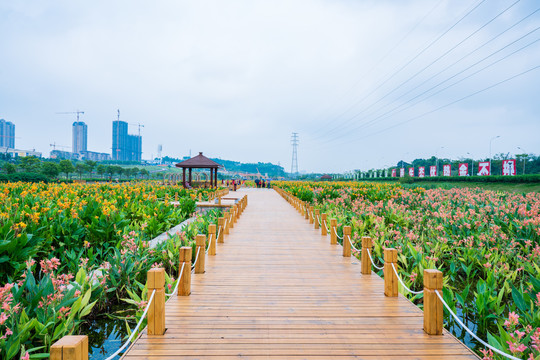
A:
[[56, 110, 85, 122], [50, 142, 70, 151], [129, 123, 144, 137]]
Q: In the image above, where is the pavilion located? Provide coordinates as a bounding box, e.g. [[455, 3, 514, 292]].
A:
[[175, 152, 221, 188]]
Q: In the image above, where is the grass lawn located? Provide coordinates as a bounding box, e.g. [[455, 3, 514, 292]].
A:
[[409, 181, 540, 193]]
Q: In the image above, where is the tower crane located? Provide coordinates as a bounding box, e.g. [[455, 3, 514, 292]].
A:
[[56, 110, 85, 122], [129, 123, 144, 136], [50, 143, 70, 150]]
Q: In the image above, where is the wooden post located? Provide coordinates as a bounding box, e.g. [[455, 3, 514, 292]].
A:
[[314, 209, 320, 230], [304, 202, 309, 220], [384, 248, 398, 297], [198, 193, 202, 201], [342, 226, 351, 257], [361, 236, 373, 275], [330, 219, 337, 245], [321, 213, 327, 236], [147, 268, 165, 335], [309, 206, 314, 224], [235, 204, 240, 221], [208, 224, 217, 255], [179, 246, 191, 296], [300, 201, 305, 217], [195, 235, 206, 274], [218, 196, 222, 206], [424, 269, 443, 335], [224, 211, 230, 235], [229, 207, 235, 228], [217, 217, 225, 243], [50, 336, 88, 360], [175, 192, 178, 202]]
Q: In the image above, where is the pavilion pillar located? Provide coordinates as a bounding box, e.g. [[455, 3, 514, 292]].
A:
[[210, 168, 213, 188], [182, 168, 186, 187], [189, 168, 192, 187]]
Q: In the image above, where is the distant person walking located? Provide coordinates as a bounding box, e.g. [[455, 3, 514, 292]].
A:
[[233, 179, 237, 191], [255, 179, 260, 188], [267, 179, 271, 188], [262, 179, 266, 188]]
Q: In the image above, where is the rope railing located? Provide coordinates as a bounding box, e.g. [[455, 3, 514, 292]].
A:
[[390, 263, 423, 295], [347, 234, 361, 253], [316, 215, 322, 226], [191, 244, 201, 273], [332, 226, 344, 240], [165, 263, 185, 297], [434, 290, 520, 360], [205, 233, 213, 254], [104, 289, 156, 360], [365, 248, 384, 271]]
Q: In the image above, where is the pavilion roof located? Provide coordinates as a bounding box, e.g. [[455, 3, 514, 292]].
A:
[[175, 152, 222, 169]]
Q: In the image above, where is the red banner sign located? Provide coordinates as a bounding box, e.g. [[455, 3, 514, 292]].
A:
[[458, 163, 468, 176], [418, 166, 425, 178], [478, 161, 490, 176], [400, 168, 405, 177], [408, 167, 414, 177], [430, 165, 437, 177], [502, 159, 516, 176], [391, 169, 397, 177], [443, 164, 451, 176]]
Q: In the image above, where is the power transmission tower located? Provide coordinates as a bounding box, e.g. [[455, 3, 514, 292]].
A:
[[291, 132, 299, 177]]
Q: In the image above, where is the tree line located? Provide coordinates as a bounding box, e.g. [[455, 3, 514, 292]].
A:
[[0, 156, 150, 180]]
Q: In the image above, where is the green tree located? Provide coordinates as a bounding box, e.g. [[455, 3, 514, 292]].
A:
[[106, 165, 116, 180], [97, 164, 106, 179], [75, 163, 89, 179], [41, 162, 59, 178], [2, 163, 16, 174], [84, 160, 97, 175], [19, 156, 41, 172], [59, 160, 75, 179]]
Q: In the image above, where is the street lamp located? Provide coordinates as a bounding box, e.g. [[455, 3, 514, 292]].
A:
[[489, 136, 500, 173], [518, 146, 527, 175], [467, 152, 474, 176]]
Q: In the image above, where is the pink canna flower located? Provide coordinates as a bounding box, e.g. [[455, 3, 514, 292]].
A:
[[21, 351, 29, 360]]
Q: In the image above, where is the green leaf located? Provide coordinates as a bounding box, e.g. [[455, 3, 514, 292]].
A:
[[511, 284, 528, 313]]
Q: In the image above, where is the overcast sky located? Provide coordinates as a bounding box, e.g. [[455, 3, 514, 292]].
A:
[[0, 0, 539, 173]]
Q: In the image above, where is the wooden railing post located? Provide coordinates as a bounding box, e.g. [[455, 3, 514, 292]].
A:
[[175, 192, 178, 202], [309, 206, 314, 224], [361, 236, 373, 275], [208, 224, 217, 255], [342, 226, 351, 257], [50, 336, 88, 360], [314, 209, 320, 230], [234, 204, 240, 221], [424, 269, 443, 335], [384, 248, 398, 297], [228, 207, 234, 229], [147, 268, 165, 335], [330, 219, 337, 244], [304, 202, 309, 220], [217, 217, 225, 243], [195, 235, 206, 274], [218, 196, 222, 206], [321, 213, 327, 236], [224, 211, 230, 235], [179, 246, 192, 296]]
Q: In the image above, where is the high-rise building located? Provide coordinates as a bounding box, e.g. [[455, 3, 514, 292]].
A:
[[72, 121, 88, 154], [0, 119, 15, 149], [112, 119, 142, 162]]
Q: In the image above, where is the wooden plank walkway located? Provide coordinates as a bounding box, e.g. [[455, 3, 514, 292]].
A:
[[123, 188, 479, 359]]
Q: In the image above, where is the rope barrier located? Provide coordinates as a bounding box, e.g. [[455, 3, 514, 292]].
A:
[[165, 263, 185, 297], [191, 246, 201, 273], [104, 289, 156, 360], [316, 215, 322, 226], [391, 263, 424, 295], [434, 290, 520, 360], [347, 235, 361, 253], [366, 248, 384, 270], [205, 233, 213, 254], [332, 227, 344, 240]]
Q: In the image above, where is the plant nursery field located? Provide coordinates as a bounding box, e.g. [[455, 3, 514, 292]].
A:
[[275, 181, 539, 360], [0, 181, 221, 359]]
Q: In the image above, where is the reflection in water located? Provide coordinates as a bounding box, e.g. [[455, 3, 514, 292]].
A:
[[79, 316, 131, 360]]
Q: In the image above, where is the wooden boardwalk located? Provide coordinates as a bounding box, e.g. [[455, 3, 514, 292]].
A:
[[123, 188, 478, 359]]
